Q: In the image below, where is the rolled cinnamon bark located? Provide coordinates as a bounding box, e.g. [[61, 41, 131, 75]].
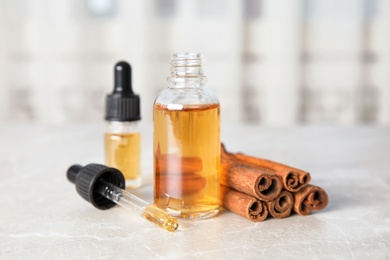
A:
[[266, 190, 294, 219], [155, 147, 206, 197], [222, 144, 311, 192], [221, 185, 268, 222], [293, 184, 329, 215], [155, 172, 206, 197], [156, 154, 203, 174], [221, 149, 283, 201]]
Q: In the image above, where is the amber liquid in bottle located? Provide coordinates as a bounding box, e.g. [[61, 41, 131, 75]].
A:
[[105, 132, 141, 188], [153, 103, 220, 219]]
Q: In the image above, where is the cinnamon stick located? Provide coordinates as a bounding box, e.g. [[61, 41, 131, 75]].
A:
[[155, 149, 205, 197], [222, 144, 311, 192], [156, 154, 203, 174], [293, 184, 329, 216], [221, 147, 283, 201], [221, 185, 268, 222], [266, 190, 294, 219], [155, 172, 206, 197]]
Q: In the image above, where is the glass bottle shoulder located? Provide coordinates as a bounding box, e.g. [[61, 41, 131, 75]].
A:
[[154, 85, 219, 107]]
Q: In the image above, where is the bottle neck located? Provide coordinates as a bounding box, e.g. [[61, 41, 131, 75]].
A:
[[167, 53, 207, 89], [106, 121, 139, 133]]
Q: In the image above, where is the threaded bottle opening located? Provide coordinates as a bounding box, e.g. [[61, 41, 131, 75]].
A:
[[170, 52, 204, 67], [168, 52, 206, 86]]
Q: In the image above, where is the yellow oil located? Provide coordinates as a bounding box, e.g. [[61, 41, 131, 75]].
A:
[[105, 132, 141, 188], [142, 205, 179, 232], [153, 103, 220, 219]]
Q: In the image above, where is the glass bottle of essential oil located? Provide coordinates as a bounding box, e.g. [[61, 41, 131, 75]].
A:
[[105, 61, 141, 188], [153, 53, 220, 219]]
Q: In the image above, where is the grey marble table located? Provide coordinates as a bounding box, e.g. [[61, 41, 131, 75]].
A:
[[0, 123, 389, 259]]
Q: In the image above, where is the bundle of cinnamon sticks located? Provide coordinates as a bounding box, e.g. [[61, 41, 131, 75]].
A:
[[221, 143, 329, 222]]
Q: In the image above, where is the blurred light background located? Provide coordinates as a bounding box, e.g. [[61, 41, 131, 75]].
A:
[[0, 0, 389, 126]]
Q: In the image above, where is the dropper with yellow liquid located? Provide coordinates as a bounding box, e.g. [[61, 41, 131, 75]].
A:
[[67, 164, 178, 232]]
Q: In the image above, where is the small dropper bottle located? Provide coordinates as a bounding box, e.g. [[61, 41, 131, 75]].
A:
[[105, 61, 141, 188]]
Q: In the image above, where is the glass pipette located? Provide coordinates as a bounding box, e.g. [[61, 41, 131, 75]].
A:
[[67, 164, 179, 232]]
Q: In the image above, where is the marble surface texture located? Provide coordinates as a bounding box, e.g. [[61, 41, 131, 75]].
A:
[[0, 123, 389, 259]]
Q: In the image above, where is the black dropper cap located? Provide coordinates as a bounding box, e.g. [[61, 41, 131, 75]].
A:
[[105, 61, 141, 121], [67, 164, 125, 210]]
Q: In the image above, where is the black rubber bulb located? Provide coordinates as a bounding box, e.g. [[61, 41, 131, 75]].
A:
[[114, 61, 133, 95], [105, 61, 140, 121], [66, 163, 125, 210], [67, 164, 83, 184]]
